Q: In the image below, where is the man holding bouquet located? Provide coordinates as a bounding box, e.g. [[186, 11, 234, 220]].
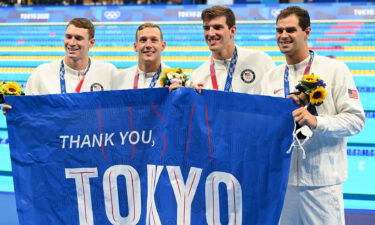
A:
[[2, 18, 118, 114], [261, 6, 365, 224], [26, 18, 118, 95]]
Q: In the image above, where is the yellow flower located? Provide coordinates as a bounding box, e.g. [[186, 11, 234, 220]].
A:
[[0, 81, 5, 90], [302, 74, 318, 83], [309, 86, 326, 105], [162, 68, 178, 75], [0, 81, 23, 96]]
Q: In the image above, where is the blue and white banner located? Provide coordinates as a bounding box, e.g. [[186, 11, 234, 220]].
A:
[[6, 88, 295, 225]]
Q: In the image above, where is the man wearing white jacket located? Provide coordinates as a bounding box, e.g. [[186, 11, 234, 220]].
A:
[[26, 18, 118, 95], [113, 23, 169, 90], [261, 6, 365, 225], [191, 5, 275, 93], [2, 18, 118, 114]]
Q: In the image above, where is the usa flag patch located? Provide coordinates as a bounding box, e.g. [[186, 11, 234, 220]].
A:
[[348, 89, 359, 99]]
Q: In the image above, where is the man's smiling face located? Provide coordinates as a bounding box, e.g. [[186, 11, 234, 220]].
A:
[[203, 16, 236, 55], [276, 14, 310, 57], [64, 24, 94, 62], [134, 27, 166, 66]]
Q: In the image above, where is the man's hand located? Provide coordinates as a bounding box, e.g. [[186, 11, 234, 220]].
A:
[[168, 82, 182, 92], [2, 104, 12, 116], [287, 93, 305, 107], [292, 107, 317, 129], [168, 82, 204, 94], [192, 83, 203, 94]]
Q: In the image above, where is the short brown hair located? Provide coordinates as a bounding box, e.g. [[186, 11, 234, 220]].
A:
[[201, 5, 236, 29], [135, 23, 163, 41], [67, 18, 95, 39], [276, 6, 310, 31]]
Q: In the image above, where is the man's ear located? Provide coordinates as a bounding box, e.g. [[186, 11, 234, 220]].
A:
[[134, 42, 138, 52], [304, 26, 311, 40], [230, 25, 237, 39], [89, 38, 95, 48]]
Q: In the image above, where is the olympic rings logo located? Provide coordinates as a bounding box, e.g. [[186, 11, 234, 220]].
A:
[[104, 11, 121, 20]]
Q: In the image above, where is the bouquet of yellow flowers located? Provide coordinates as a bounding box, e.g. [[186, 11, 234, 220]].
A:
[[0, 81, 24, 104], [160, 68, 191, 87], [295, 73, 326, 106]]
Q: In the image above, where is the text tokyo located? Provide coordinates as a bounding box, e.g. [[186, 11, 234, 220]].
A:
[[66, 165, 243, 225]]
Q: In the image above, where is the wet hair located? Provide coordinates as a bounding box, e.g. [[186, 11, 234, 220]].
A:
[[135, 23, 163, 41], [67, 18, 95, 39], [276, 6, 310, 31], [201, 5, 236, 29]]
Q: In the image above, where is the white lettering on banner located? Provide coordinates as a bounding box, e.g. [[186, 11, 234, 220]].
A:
[[65, 168, 98, 225], [81, 135, 91, 148], [71, 135, 80, 148], [205, 172, 242, 225], [60, 134, 110, 149], [167, 166, 202, 225], [60, 135, 69, 148], [146, 165, 164, 225], [103, 165, 141, 225], [105, 133, 115, 146], [119, 130, 152, 145], [67, 166, 243, 224], [60, 130, 153, 149]]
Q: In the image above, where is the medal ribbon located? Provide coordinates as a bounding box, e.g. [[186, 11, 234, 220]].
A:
[[283, 50, 314, 97], [133, 65, 162, 89], [209, 47, 238, 91], [59, 58, 91, 94]]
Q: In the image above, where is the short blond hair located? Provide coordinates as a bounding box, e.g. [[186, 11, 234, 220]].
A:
[[135, 23, 163, 41]]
